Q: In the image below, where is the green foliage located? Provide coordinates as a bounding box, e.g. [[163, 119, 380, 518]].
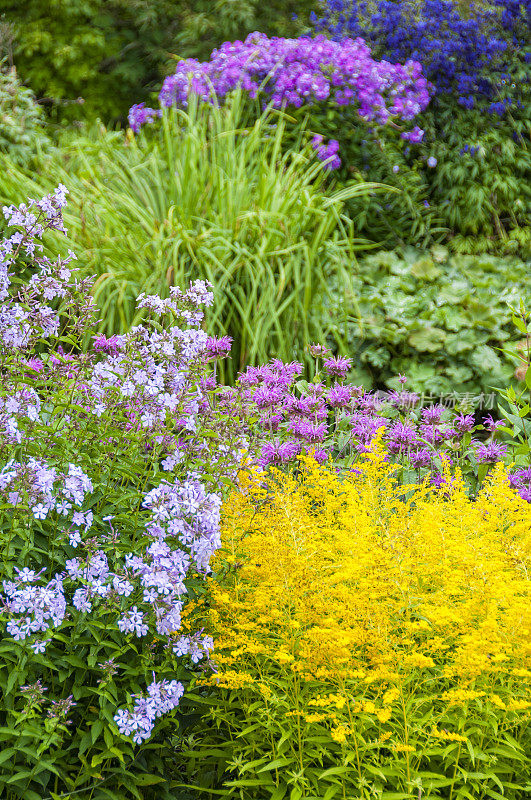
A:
[[0, 62, 48, 165], [421, 94, 531, 256], [320, 246, 531, 395], [297, 94, 531, 256], [1, 0, 316, 121], [0, 95, 374, 382]]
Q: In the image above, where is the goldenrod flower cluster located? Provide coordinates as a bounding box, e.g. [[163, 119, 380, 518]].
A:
[[185, 440, 531, 798]]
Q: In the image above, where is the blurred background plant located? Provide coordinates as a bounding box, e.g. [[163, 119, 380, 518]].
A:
[[310, 0, 531, 254], [0, 58, 49, 165], [0, 0, 317, 122]]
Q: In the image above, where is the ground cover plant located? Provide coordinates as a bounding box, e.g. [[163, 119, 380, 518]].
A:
[[320, 246, 531, 394], [178, 451, 531, 798]]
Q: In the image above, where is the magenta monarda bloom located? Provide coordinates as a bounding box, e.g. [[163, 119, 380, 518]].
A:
[[323, 355, 352, 378]]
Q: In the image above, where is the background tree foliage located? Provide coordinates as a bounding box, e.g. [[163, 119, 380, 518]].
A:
[[0, 0, 317, 121]]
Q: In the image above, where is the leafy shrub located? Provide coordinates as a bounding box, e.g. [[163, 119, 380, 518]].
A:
[[0, 95, 373, 382], [2, 0, 316, 121], [177, 450, 531, 798], [0, 63, 47, 165], [311, 0, 531, 252], [0, 189, 249, 799], [320, 246, 531, 394]]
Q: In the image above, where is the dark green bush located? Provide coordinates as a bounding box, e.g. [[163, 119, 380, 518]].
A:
[[1, 0, 316, 122], [322, 246, 531, 395], [0, 63, 48, 164]]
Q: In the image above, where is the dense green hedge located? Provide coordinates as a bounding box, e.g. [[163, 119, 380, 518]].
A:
[[1, 0, 316, 121]]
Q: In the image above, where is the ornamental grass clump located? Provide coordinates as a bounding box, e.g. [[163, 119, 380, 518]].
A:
[[0, 190, 250, 799], [180, 444, 531, 798]]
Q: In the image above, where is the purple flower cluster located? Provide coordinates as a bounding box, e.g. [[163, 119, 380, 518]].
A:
[[114, 678, 184, 744], [212, 353, 522, 499], [312, 0, 530, 114], [312, 135, 341, 169], [129, 32, 431, 135], [0, 189, 248, 746]]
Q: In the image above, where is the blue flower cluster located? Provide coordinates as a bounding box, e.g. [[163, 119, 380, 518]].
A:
[[312, 0, 530, 113]]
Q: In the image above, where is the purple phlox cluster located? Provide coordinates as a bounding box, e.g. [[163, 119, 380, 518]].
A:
[[128, 102, 162, 132], [3, 571, 66, 647], [401, 125, 424, 143], [129, 32, 431, 135], [0, 387, 41, 444], [173, 632, 214, 662], [114, 677, 184, 744], [0, 458, 92, 532], [0, 188, 86, 351], [312, 134, 341, 170]]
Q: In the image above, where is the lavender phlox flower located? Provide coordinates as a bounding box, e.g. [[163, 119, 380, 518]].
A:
[[118, 606, 149, 637], [114, 677, 184, 743], [312, 135, 341, 170], [128, 102, 162, 133], [135, 33, 431, 135]]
